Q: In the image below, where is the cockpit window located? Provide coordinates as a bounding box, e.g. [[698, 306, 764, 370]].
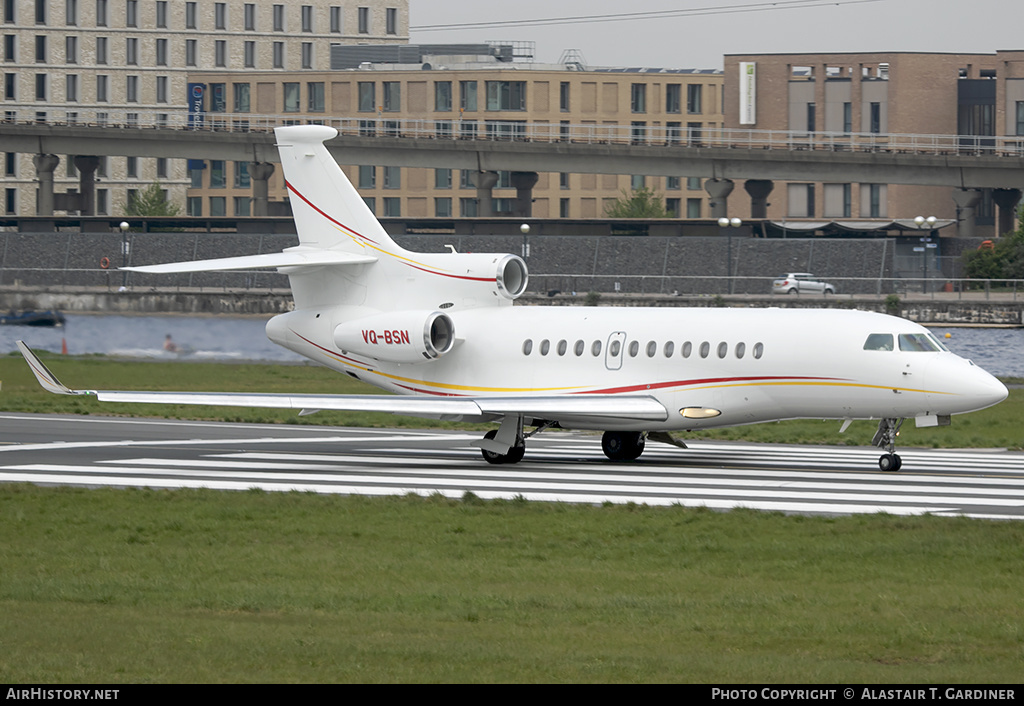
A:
[[863, 333, 893, 351], [927, 334, 950, 352], [899, 333, 942, 352]]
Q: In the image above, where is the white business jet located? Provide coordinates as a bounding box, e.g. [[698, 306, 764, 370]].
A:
[[18, 125, 1008, 471]]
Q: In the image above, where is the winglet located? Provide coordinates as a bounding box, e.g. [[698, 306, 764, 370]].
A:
[[16, 341, 94, 396]]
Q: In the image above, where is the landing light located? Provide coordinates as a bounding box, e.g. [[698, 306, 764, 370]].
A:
[[680, 407, 721, 419]]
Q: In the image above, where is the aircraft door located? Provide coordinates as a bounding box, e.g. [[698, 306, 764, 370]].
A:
[[605, 331, 626, 371]]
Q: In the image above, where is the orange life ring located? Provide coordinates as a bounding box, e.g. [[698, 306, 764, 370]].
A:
[[100, 256, 110, 269]]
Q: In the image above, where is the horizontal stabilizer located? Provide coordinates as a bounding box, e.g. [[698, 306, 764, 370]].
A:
[[122, 249, 376, 274]]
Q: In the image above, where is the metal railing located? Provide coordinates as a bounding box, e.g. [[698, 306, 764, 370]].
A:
[[7, 108, 1024, 158]]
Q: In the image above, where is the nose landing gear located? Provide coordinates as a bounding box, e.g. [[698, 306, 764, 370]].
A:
[[872, 418, 904, 472]]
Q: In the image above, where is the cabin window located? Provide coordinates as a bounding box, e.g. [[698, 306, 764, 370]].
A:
[[557, 339, 567, 356], [663, 341, 675, 357], [681, 341, 692, 358], [863, 333, 894, 351], [609, 340, 621, 357], [540, 339, 550, 356], [646, 341, 657, 357], [898, 333, 942, 352], [522, 339, 533, 355], [735, 342, 746, 359], [753, 342, 764, 359], [628, 340, 639, 357], [717, 342, 728, 358], [699, 342, 710, 358], [574, 340, 585, 356], [591, 340, 602, 356]]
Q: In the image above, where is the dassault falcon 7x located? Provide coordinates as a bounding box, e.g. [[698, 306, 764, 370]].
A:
[[19, 125, 1008, 471]]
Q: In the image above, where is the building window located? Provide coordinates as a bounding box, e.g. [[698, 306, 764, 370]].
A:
[[95, 0, 106, 26], [35, 0, 46, 24], [66, 0, 78, 25], [155, 38, 167, 66], [806, 102, 815, 132], [273, 42, 284, 68], [301, 5, 312, 32], [435, 81, 452, 112], [125, 37, 137, 65], [244, 41, 254, 68], [95, 74, 107, 101], [210, 161, 226, 188], [234, 161, 250, 187], [301, 42, 312, 69], [485, 81, 525, 111], [383, 166, 400, 189], [185, 39, 196, 66], [215, 3, 227, 30], [358, 82, 375, 112], [460, 81, 477, 111], [666, 84, 681, 113], [843, 102, 852, 133], [65, 73, 78, 101], [282, 82, 299, 112], [209, 197, 226, 217], [358, 165, 375, 188], [301, 82, 322, 112], [435, 168, 451, 189], [34, 73, 46, 101], [185, 2, 196, 29], [666, 176, 680, 190], [3, 34, 14, 61], [330, 6, 341, 33], [126, 156, 137, 178], [155, 75, 167, 103], [243, 3, 255, 30], [215, 40, 226, 67], [95, 36, 106, 64], [686, 198, 702, 218], [382, 198, 400, 217], [358, 7, 369, 34], [460, 198, 477, 216], [435, 197, 452, 217], [3, 74, 13, 100], [5, 187, 15, 214], [382, 81, 400, 111], [156, 0, 167, 28], [273, 4, 284, 31], [687, 84, 702, 114], [386, 7, 397, 34], [125, 75, 137, 102], [869, 102, 881, 133], [234, 82, 250, 112], [65, 36, 77, 63], [1017, 101, 1024, 136], [126, 0, 137, 27], [35, 35, 46, 62], [630, 83, 646, 113], [187, 197, 202, 216], [156, 157, 167, 178]]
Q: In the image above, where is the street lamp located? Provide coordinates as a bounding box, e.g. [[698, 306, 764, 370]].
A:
[[718, 217, 742, 294], [913, 216, 937, 294], [119, 221, 130, 289]]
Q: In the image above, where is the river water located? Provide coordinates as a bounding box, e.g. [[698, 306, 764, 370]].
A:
[[1, 314, 1021, 377]]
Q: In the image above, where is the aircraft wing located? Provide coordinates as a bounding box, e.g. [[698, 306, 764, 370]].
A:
[[16, 342, 668, 424], [121, 248, 376, 274]]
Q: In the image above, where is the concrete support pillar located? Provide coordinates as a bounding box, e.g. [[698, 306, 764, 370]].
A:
[[248, 162, 276, 217], [72, 156, 100, 216], [705, 178, 734, 220], [743, 179, 774, 219], [992, 188, 1022, 237], [472, 170, 498, 217], [33, 154, 60, 216], [952, 188, 982, 239], [510, 171, 538, 218]]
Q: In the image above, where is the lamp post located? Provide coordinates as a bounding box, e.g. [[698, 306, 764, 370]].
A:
[[718, 217, 741, 294], [913, 215, 937, 294], [119, 221, 130, 289]]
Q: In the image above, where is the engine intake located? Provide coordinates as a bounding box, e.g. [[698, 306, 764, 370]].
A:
[[334, 310, 455, 363]]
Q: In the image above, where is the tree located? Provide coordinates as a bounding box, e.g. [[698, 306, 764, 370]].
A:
[[123, 182, 181, 217], [962, 206, 1024, 281], [603, 187, 670, 218]]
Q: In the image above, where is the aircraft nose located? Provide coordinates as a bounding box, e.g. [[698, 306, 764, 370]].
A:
[[951, 361, 1007, 413]]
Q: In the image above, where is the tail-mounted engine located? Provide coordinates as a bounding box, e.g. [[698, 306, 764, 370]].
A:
[[420, 252, 528, 302], [334, 310, 455, 363]]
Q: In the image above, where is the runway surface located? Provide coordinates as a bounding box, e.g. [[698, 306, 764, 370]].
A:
[[2, 413, 1024, 520]]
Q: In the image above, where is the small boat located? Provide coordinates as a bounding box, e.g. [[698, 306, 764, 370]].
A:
[[0, 310, 66, 327]]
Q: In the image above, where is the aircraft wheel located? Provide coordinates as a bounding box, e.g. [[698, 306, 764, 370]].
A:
[[878, 453, 902, 472], [602, 431, 646, 461], [480, 429, 525, 465]]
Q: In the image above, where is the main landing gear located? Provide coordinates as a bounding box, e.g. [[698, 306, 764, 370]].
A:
[[872, 417, 905, 472], [601, 431, 646, 461]]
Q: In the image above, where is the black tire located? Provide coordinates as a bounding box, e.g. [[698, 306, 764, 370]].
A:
[[480, 429, 525, 465], [878, 453, 901, 472], [602, 431, 646, 461]]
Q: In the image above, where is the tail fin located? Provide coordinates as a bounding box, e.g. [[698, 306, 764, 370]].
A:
[[274, 125, 396, 255]]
